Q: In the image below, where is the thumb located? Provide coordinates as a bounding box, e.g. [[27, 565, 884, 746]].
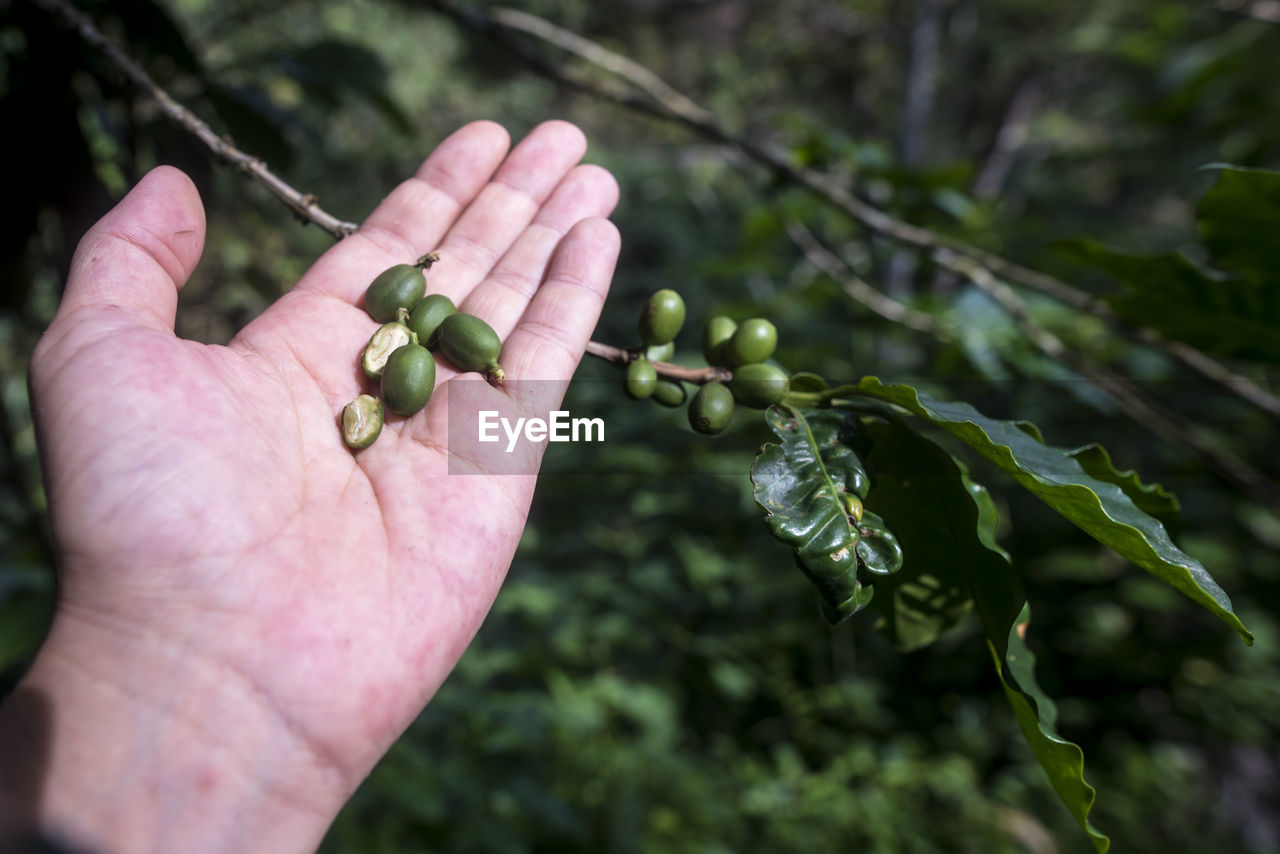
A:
[[54, 165, 206, 337]]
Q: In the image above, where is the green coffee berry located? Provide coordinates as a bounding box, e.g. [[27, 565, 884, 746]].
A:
[[727, 318, 777, 366], [728, 362, 790, 409], [842, 493, 864, 523], [688, 382, 734, 435], [625, 358, 658, 400], [361, 322, 415, 380], [364, 264, 427, 323], [341, 394, 384, 449], [645, 341, 675, 363], [380, 343, 437, 416], [407, 293, 457, 347], [638, 289, 686, 347], [701, 315, 737, 367], [437, 313, 505, 383], [651, 380, 687, 408]]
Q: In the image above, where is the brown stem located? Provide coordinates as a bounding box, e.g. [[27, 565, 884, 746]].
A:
[[31, 0, 358, 239], [31, 0, 627, 358], [431, 0, 1280, 423], [38, 0, 1280, 503], [585, 341, 730, 384]]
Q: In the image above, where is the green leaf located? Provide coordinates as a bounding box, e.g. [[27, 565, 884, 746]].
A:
[[1197, 166, 1280, 282], [850, 377, 1253, 644], [1067, 443, 1180, 523], [1059, 238, 1280, 363], [751, 407, 900, 622], [861, 420, 989, 651], [858, 418, 1108, 849], [854, 509, 905, 576], [993, 605, 1110, 853], [786, 371, 829, 394]]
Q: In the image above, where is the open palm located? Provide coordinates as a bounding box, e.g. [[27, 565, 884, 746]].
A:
[[26, 120, 620, 816]]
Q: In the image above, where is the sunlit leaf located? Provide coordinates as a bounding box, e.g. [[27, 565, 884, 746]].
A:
[[850, 378, 1253, 644], [1067, 442, 1180, 522]]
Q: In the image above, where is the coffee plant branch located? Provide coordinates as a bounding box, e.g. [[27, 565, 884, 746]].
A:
[[428, 1, 1280, 505], [31, 0, 698, 381], [33, 0, 1280, 503], [30, 0, 360, 240], [583, 342, 730, 384], [430, 0, 1280, 423]]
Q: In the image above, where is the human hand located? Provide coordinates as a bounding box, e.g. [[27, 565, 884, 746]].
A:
[[1, 120, 619, 853]]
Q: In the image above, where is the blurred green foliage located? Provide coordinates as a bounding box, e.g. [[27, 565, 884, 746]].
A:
[[2, 0, 1278, 851]]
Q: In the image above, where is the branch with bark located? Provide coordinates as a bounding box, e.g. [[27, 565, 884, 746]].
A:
[[428, 0, 1280, 424], [32, 0, 1279, 504], [30, 0, 360, 240], [30, 0, 711, 384]]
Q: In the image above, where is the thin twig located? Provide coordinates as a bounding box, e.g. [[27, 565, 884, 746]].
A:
[[584, 341, 729, 384], [423, 2, 1280, 501], [40, 0, 1280, 501], [31, 0, 359, 239], [32, 0, 658, 366], [432, 0, 1280, 422], [785, 221, 949, 340]]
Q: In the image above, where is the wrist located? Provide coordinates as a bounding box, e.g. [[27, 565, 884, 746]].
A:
[[0, 608, 352, 854]]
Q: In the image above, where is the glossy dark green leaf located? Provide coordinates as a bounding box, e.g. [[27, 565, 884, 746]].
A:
[[853, 510, 904, 576], [1067, 443, 1180, 523], [751, 407, 894, 622], [851, 378, 1253, 644], [1060, 238, 1280, 363], [1197, 166, 1280, 282]]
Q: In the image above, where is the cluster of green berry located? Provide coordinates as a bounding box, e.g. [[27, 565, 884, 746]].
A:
[[623, 289, 791, 435], [340, 253, 505, 449]]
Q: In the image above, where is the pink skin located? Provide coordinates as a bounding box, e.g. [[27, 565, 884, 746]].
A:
[[1, 120, 620, 853]]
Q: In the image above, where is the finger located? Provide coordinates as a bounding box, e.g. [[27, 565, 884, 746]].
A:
[[498, 217, 620, 398], [295, 120, 512, 304], [54, 166, 205, 337], [457, 164, 620, 341], [424, 120, 590, 305]]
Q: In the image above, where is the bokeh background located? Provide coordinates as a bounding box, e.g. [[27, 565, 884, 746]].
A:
[[2, 1, 1279, 851]]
